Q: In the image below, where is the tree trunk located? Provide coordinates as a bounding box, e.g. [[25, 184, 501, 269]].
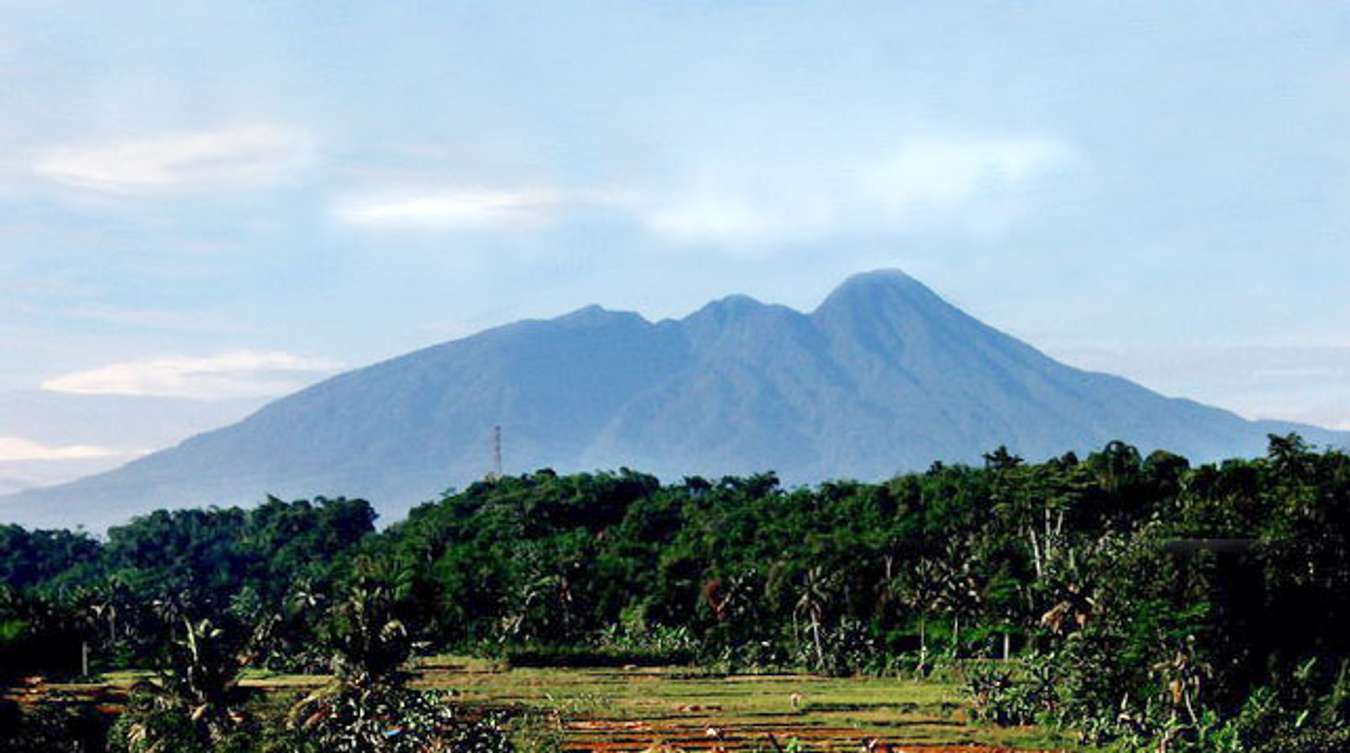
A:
[[1003, 631, 1011, 660], [811, 617, 825, 671], [918, 615, 928, 674], [1028, 528, 1043, 578]]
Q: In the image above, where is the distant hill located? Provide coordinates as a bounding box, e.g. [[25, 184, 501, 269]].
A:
[[3, 269, 1345, 531]]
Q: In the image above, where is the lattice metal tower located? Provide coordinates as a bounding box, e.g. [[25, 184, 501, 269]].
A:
[[487, 425, 503, 481]]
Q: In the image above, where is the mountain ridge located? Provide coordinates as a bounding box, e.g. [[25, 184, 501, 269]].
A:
[[4, 269, 1345, 531]]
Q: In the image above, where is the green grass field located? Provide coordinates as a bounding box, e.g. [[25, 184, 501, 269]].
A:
[[29, 658, 1083, 752]]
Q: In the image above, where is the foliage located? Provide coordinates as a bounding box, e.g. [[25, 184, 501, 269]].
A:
[[285, 685, 511, 753], [966, 654, 1057, 726], [106, 618, 254, 753], [281, 554, 513, 753], [3, 436, 1350, 750], [0, 697, 110, 753], [318, 556, 416, 685]]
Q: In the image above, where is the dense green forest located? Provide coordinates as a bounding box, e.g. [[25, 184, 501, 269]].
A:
[[3, 435, 1349, 752]]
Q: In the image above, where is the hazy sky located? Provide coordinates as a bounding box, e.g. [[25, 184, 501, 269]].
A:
[[3, 2, 1350, 489]]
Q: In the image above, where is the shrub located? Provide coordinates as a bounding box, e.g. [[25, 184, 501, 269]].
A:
[[286, 685, 511, 753]]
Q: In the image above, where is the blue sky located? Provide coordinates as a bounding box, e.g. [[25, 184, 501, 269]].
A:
[[2, 2, 1350, 490]]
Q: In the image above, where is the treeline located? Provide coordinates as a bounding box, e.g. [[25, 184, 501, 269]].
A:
[[3, 435, 1350, 751], [1, 496, 376, 676]]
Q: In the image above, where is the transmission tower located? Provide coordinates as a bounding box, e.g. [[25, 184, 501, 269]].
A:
[[487, 425, 503, 481]]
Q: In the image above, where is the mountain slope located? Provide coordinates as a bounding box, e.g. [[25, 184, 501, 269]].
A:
[[4, 270, 1345, 530]]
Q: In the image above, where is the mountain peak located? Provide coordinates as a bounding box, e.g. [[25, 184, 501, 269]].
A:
[[813, 267, 945, 318], [841, 268, 916, 285], [685, 293, 765, 320], [553, 304, 648, 328]]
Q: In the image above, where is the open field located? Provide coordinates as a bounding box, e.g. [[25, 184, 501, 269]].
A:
[[9, 657, 1081, 752]]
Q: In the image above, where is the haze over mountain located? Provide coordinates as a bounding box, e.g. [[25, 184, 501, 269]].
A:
[[3, 269, 1345, 531], [0, 391, 269, 497]]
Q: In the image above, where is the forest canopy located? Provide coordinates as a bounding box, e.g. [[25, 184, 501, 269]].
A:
[[3, 434, 1349, 751]]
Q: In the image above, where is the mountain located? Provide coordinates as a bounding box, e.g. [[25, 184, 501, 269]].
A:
[[3, 269, 1345, 531]]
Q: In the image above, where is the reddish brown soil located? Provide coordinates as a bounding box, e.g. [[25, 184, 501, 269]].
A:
[[562, 718, 1038, 753]]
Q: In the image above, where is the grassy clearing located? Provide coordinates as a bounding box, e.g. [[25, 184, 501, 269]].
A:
[[29, 658, 1083, 752], [407, 657, 1081, 751]]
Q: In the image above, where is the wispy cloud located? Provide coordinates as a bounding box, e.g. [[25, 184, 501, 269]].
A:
[[328, 135, 1072, 245], [630, 135, 1077, 247], [0, 436, 123, 462], [41, 350, 341, 400], [31, 125, 312, 193], [0, 440, 147, 495], [867, 137, 1074, 213], [335, 189, 561, 229]]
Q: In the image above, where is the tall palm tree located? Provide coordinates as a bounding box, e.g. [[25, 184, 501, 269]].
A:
[[934, 540, 980, 655], [794, 566, 834, 671], [321, 556, 415, 686], [895, 555, 943, 671]]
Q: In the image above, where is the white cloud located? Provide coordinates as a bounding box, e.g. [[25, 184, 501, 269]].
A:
[[336, 189, 560, 229], [0, 436, 122, 462], [867, 137, 1074, 212], [628, 135, 1077, 247], [328, 135, 1073, 244], [642, 198, 781, 246], [40, 350, 341, 400], [31, 125, 312, 193]]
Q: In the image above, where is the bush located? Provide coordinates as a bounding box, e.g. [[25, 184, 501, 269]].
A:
[[966, 654, 1058, 727], [1248, 725, 1350, 753], [106, 686, 259, 753], [0, 698, 110, 753], [286, 685, 512, 753]]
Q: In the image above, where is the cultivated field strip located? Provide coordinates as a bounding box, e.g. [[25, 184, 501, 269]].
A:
[[413, 662, 1067, 752], [10, 662, 1069, 752]]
